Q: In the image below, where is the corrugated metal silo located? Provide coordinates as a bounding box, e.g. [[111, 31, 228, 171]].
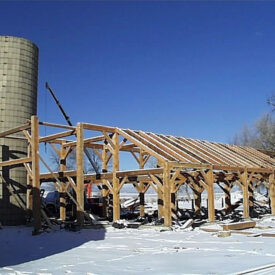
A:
[[0, 36, 38, 225]]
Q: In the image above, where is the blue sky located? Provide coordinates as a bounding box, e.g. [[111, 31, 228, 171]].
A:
[[1, 1, 274, 145]]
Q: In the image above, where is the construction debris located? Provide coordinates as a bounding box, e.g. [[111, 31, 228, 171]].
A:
[[222, 221, 256, 231]]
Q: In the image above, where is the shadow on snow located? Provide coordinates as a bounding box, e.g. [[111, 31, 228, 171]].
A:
[[0, 225, 106, 267]]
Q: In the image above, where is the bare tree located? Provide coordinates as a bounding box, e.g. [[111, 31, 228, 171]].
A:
[[50, 148, 101, 173], [267, 94, 275, 112], [233, 95, 275, 151]]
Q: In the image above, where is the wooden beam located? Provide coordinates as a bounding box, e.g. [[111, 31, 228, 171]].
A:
[[238, 168, 249, 219], [26, 144, 32, 211], [269, 172, 275, 215], [201, 168, 215, 222], [117, 128, 166, 164], [0, 123, 30, 138], [82, 122, 116, 133], [0, 157, 32, 167], [39, 130, 76, 143], [163, 162, 171, 226], [76, 123, 84, 225], [31, 116, 41, 233], [59, 142, 67, 221], [112, 132, 120, 221], [62, 135, 105, 148], [39, 121, 76, 130]]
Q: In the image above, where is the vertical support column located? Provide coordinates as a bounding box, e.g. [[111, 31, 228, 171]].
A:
[[157, 188, 163, 219], [269, 172, 275, 215], [193, 185, 202, 216], [163, 162, 171, 226], [59, 143, 67, 221], [224, 181, 231, 213], [26, 143, 32, 211], [112, 132, 120, 222], [101, 147, 109, 218], [171, 192, 177, 220], [139, 150, 145, 217], [76, 123, 84, 225], [31, 116, 41, 233], [248, 182, 254, 216], [240, 168, 249, 219], [202, 169, 215, 222], [207, 170, 215, 222]]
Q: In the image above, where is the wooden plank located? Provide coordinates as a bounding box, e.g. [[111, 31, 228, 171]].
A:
[[0, 157, 32, 167], [26, 144, 32, 210], [175, 136, 228, 166], [39, 130, 76, 143], [168, 161, 211, 169], [112, 133, 120, 221], [76, 123, 84, 225], [139, 131, 192, 163], [126, 129, 176, 161], [163, 162, 171, 226], [0, 123, 30, 138], [167, 136, 215, 164], [31, 116, 41, 233], [82, 122, 116, 133], [1, 135, 28, 141], [39, 121, 76, 130], [117, 128, 166, 163], [269, 173, 275, 215], [59, 142, 67, 221], [201, 169, 215, 222], [232, 145, 274, 168], [213, 142, 257, 167], [222, 221, 256, 230], [226, 144, 270, 168], [238, 169, 249, 219], [187, 138, 236, 166], [63, 135, 105, 148]]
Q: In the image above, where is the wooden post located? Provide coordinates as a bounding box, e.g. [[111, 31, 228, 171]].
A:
[[269, 172, 275, 215], [171, 192, 177, 220], [157, 188, 164, 219], [248, 182, 254, 215], [26, 143, 32, 211], [224, 181, 231, 213], [193, 185, 202, 216], [202, 169, 215, 222], [59, 143, 67, 220], [76, 123, 84, 225], [239, 169, 249, 219], [163, 162, 171, 226], [31, 116, 41, 233], [139, 150, 145, 217], [101, 147, 109, 218], [112, 133, 120, 221]]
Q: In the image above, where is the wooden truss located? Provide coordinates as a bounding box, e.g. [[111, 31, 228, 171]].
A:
[[0, 116, 274, 231]]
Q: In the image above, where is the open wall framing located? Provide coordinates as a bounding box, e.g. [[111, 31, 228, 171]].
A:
[[0, 116, 274, 231]]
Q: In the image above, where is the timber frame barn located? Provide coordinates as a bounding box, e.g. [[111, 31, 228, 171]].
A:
[[0, 116, 275, 232]]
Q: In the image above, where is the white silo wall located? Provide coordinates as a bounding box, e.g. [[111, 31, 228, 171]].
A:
[[0, 36, 38, 225]]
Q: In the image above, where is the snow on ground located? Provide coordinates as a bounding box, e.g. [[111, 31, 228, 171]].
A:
[[1, 217, 275, 275]]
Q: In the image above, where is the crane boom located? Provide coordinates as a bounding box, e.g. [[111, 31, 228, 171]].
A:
[[45, 82, 100, 174]]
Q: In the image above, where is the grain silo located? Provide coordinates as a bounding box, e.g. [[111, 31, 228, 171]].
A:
[[0, 36, 38, 225]]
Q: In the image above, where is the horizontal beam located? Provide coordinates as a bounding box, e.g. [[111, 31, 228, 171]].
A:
[[0, 157, 32, 167], [169, 161, 211, 169], [63, 135, 105, 147], [0, 123, 31, 138], [40, 167, 164, 182], [213, 165, 273, 174], [39, 130, 76, 143], [82, 123, 116, 133], [38, 121, 76, 130]]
